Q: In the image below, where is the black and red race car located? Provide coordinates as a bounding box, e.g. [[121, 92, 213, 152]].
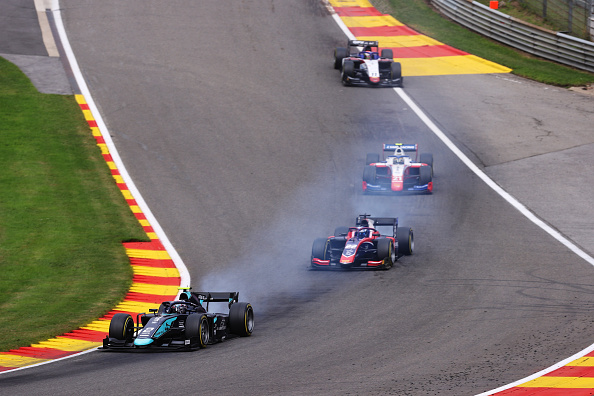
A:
[[333, 40, 403, 87], [311, 214, 413, 270]]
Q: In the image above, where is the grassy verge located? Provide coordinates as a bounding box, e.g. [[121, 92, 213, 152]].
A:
[[371, 0, 594, 86], [0, 56, 148, 352]]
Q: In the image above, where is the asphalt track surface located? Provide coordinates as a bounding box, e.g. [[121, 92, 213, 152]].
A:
[[1, 0, 594, 395]]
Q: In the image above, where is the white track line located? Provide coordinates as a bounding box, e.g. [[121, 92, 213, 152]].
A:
[[51, 0, 190, 286], [0, 1, 191, 375], [327, 3, 594, 394], [395, 87, 594, 394], [394, 88, 594, 267], [34, 0, 59, 57], [0, 348, 97, 375]]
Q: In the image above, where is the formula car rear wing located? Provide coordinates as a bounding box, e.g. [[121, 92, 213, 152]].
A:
[[180, 288, 240, 309], [193, 292, 239, 303], [383, 143, 419, 161], [349, 40, 379, 48], [356, 214, 398, 238], [368, 217, 397, 226], [348, 40, 379, 54]]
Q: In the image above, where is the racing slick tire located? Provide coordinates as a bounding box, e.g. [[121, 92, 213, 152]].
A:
[[365, 153, 380, 165], [377, 238, 396, 269], [419, 165, 432, 186], [397, 226, 414, 256], [381, 49, 393, 59], [390, 62, 403, 87], [229, 302, 254, 337], [334, 47, 348, 69], [186, 313, 209, 348], [109, 313, 134, 341], [342, 60, 355, 85], [312, 238, 329, 261], [420, 153, 434, 175], [334, 226, 349, 237], [363, 165, 377, 184]]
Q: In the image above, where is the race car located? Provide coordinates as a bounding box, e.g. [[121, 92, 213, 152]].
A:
[[311, 214, 413, 270], [334, 40, 403, 87], [102, 288, 254, 351], [363, 143, 434, 194]]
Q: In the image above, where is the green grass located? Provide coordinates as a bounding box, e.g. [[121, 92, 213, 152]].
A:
[[372, 0, 594, 86], [0, 56, 148, 352]]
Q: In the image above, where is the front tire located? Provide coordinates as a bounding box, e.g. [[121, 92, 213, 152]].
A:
[[186, 313, 209, 348], [109, 313, 134, 341], [363, 165, 377, 184], [229, 302, 254, 336], [377, 238, 395, 269], [397, 226, 414, 256], [390, 62, 403, 87], [419, 165, 432, 186], [342, 60, 354, 85], [334, 47, 348, 69], [311, 238, 329, 265]]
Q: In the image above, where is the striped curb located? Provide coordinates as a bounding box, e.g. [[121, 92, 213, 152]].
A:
[[0, 95, 181, 372], [484, 349, 594, 395], [327, 0, 511, 76]]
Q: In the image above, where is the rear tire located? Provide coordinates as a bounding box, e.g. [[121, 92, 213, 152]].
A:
[[420, 153, 434, 175], [334, 47, 348, 69], [381, 49, 393, 59], [140, 314, 154, 327], [186, 313, 209, 348], [397, 226, 414, 256], [365, 153, 380, 165], [333, 226, 349, 237], [109, 313, 134, 341], [377, 238, 395, 269], [229, 302, 254, 336]]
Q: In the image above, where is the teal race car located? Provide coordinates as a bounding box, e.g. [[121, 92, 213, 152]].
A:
[[102, 288, 254, 351]]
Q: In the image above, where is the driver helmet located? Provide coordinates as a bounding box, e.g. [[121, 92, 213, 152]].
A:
[[364, 52, 371, 60], [357, 229, 368, 239], [174, 304, 187, 314]]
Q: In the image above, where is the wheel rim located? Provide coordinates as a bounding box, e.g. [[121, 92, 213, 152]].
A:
[[124, 317, 132, 340], [245, 307, 254, 333], [390, 243, 396, 263], [200, 318, 209, 346]]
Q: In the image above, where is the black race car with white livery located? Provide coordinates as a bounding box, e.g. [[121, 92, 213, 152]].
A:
[[334, 40, 403, 87], [103, 288, 253, 351]]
